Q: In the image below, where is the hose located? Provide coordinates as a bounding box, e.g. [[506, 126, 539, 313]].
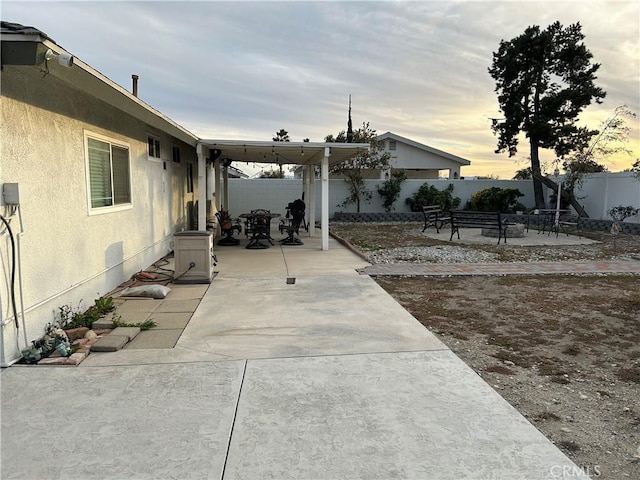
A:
[[0, 214, 19, 329]]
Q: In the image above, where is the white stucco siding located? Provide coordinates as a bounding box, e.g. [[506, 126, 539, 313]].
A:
[[1, 66, 196, 363], [390, 142, 460, 170]]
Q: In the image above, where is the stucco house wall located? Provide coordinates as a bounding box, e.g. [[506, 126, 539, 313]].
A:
[[1, 63, 198, 364]]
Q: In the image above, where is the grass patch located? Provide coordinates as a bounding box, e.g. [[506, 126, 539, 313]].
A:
[[113, 318, 157, 331]]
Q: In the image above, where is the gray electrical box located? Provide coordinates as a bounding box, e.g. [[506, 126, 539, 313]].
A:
[[2, 183, 20, 205], [173, 231, 214, 284]]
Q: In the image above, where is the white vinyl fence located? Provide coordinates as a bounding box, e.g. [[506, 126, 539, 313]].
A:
[[224, 172, 639, 222]]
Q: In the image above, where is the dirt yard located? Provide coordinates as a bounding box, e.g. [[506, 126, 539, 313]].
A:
[[331, 222, 640, 480]]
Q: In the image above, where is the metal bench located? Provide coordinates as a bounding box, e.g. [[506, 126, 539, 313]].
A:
[[449, 210, 509, 245], [422, 205, 449, 233]]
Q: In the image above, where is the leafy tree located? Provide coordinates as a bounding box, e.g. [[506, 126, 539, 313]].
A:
[[512, 167, 532, 180], [327, 122, 391, 212], [272, 129, 290, 175], [259, 169, 285, 179], [631, 159, 640, 180], [273, 129, 290, 142], [489, 21, 606, 208], [405, 183, 461, 212], [376, 170, 407, 212]]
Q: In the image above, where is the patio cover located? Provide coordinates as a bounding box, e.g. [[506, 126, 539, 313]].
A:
[[196, 140, 370, 250]]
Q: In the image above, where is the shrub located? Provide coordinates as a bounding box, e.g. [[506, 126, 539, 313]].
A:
[[468, 187, 524, 213], [376, 170, 407, 212], [608, 205, 639, 222], [405, 183, 461, 212]]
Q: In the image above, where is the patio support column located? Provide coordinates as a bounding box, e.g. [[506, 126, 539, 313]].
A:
[[306, 165, 315, 237], [213, 160, 221, 211], [223, 167, 230, 210], [197, 143, 206, 231], [321, 147, 330, 250], [206, 158, 214, 212]]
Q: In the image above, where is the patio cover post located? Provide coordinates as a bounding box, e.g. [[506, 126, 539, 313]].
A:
[[197, 143, 206, 231], [223, 166, 230, 210], [306, 165, 315, 237], [321, 148, 329, 250], [213, 159, 221, 211]]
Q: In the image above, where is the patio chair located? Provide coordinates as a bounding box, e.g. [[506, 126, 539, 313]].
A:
[[215, 210, 242, 246], [279, 199, 305, 245], [246, 209, 273, 249]]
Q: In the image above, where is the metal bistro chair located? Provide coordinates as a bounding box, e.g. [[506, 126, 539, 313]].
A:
[[246, 209, 273, 249], [279, 199, 305, 246], [215, 209, 242, 246]]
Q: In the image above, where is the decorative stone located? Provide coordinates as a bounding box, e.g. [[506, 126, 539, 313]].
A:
[[65, 327, 89, 342], [37, 357, 67, 365], [93, 329, 113, 336], [90, 335, 129, 352], [84, 330, 98, 340], [64, 352, 87, 365]]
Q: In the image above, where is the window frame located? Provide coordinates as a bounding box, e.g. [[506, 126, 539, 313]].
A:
[[388, 140, 397, 151], [147, 134, 161, 161], [172, 145, 181, 164], [84, 130, 133, 215]]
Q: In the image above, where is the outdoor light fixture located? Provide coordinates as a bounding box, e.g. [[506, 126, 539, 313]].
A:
[[44, 48, 74, 68], [301, 146, 304, 157]]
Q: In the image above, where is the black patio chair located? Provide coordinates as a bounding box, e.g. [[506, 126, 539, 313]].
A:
[[246, 209, 273, 249], [279, 199, 305, 245]]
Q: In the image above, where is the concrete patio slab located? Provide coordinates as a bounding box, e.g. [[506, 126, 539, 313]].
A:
[[176, 274, 446, 360], [149, 312, 193, 329], [164, 284, 210, 300], [225, 350, 579, 479], [112, 298, 162, 313], [125, 329, 183, 349], [3, 232, 591, 479], [154, 298, 202, 313], [1, 362, 243, 479], [424, 226, 598, 246]]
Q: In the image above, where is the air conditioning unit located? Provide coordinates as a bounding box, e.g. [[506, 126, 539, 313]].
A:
[[173, 231, 214, 284]]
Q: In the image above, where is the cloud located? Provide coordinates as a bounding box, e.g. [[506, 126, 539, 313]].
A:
[[3, 0, 638, 178]]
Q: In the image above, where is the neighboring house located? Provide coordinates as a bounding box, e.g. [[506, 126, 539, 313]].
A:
[[293, 132, 471, 180], [0, 22, 200, 365], [377, 132, 470, 180]]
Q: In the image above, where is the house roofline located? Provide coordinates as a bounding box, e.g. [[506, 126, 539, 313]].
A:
[[377, 131, 471, 166], [2, 22, 199, 147]]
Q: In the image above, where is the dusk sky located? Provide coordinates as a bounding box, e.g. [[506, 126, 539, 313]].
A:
[[3, 0, 639, 178]]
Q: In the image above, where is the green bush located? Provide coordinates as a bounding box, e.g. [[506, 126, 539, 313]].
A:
[[405, 183, 461, 212], [376, 170, 407, 212], [468, 187, 524, 213]]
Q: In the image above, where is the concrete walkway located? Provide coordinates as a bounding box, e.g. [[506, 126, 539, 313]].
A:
[[2, 234, 592, 479]]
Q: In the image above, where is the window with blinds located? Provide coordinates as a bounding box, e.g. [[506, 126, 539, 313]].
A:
[[86, 135, 131, 210]]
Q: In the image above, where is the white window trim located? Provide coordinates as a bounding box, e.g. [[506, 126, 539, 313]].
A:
[[147, 134, 162, 162], [172, 144, 181, 164], [84, 130, 133, 216]]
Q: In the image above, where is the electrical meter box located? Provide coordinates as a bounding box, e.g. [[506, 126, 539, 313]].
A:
[[173, 231, 214, 284]]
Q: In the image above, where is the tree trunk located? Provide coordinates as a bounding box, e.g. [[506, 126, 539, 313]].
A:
[[529, 137, 545, 208], [533, 172, 590, 218]]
